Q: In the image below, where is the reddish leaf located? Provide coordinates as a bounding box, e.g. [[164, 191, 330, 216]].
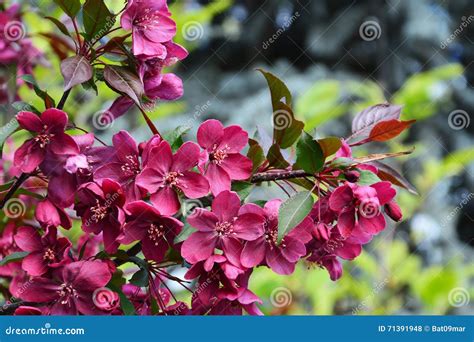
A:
[[351, 103, 402, 138], [247, 139, 265, 172], [273, 101, 304, 149], [61, 56, 93, 91], [369, 161, 418, 195], [103, 66, 144, 105], [369, 119, 415, 142], [257, 69, 292, 108]]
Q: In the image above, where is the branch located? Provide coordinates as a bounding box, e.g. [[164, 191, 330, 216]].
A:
[[250, 170, 312, 183], [137, 105, 161, 138], [0, 173, 29, 209]]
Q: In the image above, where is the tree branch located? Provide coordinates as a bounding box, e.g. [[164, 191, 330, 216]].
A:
[[250, 170, 312, 183]]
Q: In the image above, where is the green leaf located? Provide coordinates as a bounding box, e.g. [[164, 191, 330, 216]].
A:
[[54, 0, 81, 18], [0, 252, 29, 266], [174, 223, 197, 244], [329, 157, 353, 169], [294, 132, 324, 173], [130, 268, 149, 287], [357, 170, 381, 185], [107, 272, 136, 315], [20, 75, 56, 108], [247, 138, 265, 172], [0, 118, 19, 154], [231, 181, 253, 200], [273, 101, 304, 149], [45, 16, 71, 37], [11, 101, 40, 114], [164, 125, 190, 151], [83, 0, 115, 41], [258, 69, 292, 108], [278, 191, 314, 243], [267, 144, 289, 169], [317, 137, 342, 158], [61, 55, 93, 91]]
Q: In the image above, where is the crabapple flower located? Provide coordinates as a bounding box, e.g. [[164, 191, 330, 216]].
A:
[[14, 109, 78, 173], [119, 201, 183, 262], [136, 141, 209, 215], [240, 199, 313, 275], [0, 223, 21, 277], [181, 191, 265, 265], [329, 180, 396, 238], [35, 198, 72, 229], [18, 260, 114, 315], [14, 226, 71, 276], [121, 0, 176, 59], [197, 120, 253, 195], [75, 179, 126, 253]]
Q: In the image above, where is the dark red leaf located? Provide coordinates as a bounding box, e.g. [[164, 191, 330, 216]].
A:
[[61, 56, 93, 91], [369, 119, 415, 142], [351, 103, 402, 138], [370, 161, 418, 195]]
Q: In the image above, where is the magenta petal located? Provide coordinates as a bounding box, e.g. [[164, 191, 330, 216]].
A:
[[266, 248, 295, 275], [329, 185, 353, 212], [358, 213, 386, 235], [219, 154, 252, 180], [233, 213, 264, 241], [371, 181, 397, 205], [221, 237, 242, 266], [14, 140, 45, 173], [281, 237, 306, 262], [187, 209, 218, 232], [41, 108, 68, 131], [197, 119, 224, 150], [19, 278, 61, 302], [113, 130, 138, 160], [205, 164, 231, 195], [63, 260, 112, 291], [102, 221, 121, 254], [22, 252, 48, 276], [150, 186, 180, 215], [172, 141, 200, 171], [337, 242, 362, 260], [50, 133, 80, 155], [211, 190, 240, 222], [132, 30, 167, 58], [142, 237, 167, 262], [14, 226, 42, 252], [120, 221, 148, 244], [16, 111, 43, 132], [135, 167, 164, 193], [148, 73, 183, 100], [241, 238, 265, 268], [219, 125, 248, 152], [178, 171, 209, 198], [146, 141, 173, 174], [181, 232, 217, 264], [337, 209, 355, 238]]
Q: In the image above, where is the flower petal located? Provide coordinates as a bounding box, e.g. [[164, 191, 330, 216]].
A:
[[197, 119, 224, 150]]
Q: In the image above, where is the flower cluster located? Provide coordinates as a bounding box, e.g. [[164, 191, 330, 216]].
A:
[[0, 0, 412, 316]]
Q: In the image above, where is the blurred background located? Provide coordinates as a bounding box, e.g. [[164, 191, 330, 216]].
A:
[[4, 0, 474, 315]]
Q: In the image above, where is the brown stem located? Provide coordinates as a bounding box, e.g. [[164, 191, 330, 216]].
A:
[[250, 170, 312, 183], [0, 173, 29, 209], [137, 105, 161, 138]]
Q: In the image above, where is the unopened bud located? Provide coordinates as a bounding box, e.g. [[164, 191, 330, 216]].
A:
[[384, 200, 402, 222]]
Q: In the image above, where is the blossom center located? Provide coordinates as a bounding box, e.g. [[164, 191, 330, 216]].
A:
[[43, 248, 56, 261], [134, 9, 160, 30], [163, 171, 182, 187], [324, 236, 344, 254], [90, 199, 109, 222], [147, 223, 165, 246], [215, 221, 234, 237], [121, 155, 140, 176], [34, 126, 54, 148], [210, 145, 229, 165], [264, 221, 284, 248], [58, 283, 78, 304]]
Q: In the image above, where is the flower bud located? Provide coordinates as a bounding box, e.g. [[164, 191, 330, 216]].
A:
[[384, 200, 402, 222]]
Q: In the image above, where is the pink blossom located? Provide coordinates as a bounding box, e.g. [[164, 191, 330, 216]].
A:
[[181, 191, 265, 265], [136, 140, 209, 215], [197, 120, 253, 195], [14, 226, 71, 276], [119, 201, 183, 262], [18, 260, 114, 315], [240, 199, 313, 275], [14, 109, 78, 173]]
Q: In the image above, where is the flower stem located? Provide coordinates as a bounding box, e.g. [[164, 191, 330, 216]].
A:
[[250, 170, 312, 183], [137, 105, 161, 138]]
